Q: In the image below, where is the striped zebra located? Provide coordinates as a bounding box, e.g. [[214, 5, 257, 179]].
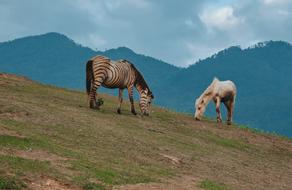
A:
[[86, 55, 154, 116]]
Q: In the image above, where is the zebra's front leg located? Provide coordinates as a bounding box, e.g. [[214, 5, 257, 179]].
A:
[[128, 86, 137, 115], [117, 89, 123, 114]]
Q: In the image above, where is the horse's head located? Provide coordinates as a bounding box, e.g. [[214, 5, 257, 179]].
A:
[[140, 88, 154, 116], [194, 97, 207, 120]]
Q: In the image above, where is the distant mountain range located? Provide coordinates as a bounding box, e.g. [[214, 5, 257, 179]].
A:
[[1, 32, 291, 137]]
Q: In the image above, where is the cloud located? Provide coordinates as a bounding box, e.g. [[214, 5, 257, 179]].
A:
[[199, 6, 243, 31], [261, 0, 291, 5], [0, 0, 292, 67]]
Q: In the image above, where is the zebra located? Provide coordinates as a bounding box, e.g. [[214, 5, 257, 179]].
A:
[[86, 55, 154, 116]]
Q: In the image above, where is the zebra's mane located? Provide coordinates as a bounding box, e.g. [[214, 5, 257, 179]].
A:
[[126, 61, 152, 94]]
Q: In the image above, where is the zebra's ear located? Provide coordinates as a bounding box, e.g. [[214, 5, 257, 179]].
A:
[[150, 93, 154, 99]]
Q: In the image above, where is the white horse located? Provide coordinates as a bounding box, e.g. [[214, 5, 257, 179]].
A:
[[194, 78, 237, 125]]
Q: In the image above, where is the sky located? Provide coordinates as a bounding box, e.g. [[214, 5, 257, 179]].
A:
[[0, 0, 292, 67]]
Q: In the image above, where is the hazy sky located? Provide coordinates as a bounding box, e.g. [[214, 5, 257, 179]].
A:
[[0, 0, 291, 66]]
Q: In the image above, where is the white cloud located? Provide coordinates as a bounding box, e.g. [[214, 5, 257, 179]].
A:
[[199, 6, 243, 31], [185, 19, 194, 27], [0, 0, 292, 67], [277, 9, 292, 16], [261, 0, 292, 5], [75, 34, 107, 50], [184, 42, 222, 66]]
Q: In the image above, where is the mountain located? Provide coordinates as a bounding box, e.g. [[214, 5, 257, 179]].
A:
[[0, 32, 96, 89], [0, 32, 179, 93], [166, 42, 292, 137], [0, 74, 291, 190], [0, 32, 291, 137]]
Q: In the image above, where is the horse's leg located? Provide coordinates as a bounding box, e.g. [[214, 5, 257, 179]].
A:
[[215, 97, 222, 123], [89, 76, 104, 109], [224, 101, 232, 125], [117, 89, 123, 114], [229, 97, 235, 125], [128, 86, 137, 115]]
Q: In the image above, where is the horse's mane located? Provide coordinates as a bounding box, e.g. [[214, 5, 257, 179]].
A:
[[196, 77, 219, 105], [125, 60, 152, 94], [204, 77, 219, 95]]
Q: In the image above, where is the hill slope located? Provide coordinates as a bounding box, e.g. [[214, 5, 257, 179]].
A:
[[0, 74, 291, 190], [0, 33, 292, 137]]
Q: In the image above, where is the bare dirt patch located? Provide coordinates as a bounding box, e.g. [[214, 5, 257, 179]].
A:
[[0, 127, 25, 138], [113, 175, 202, 190], [160, 153, 183, 165], [26, 176, 81, 190]]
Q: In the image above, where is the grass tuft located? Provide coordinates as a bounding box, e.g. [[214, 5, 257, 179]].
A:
[[83, 182, 107, 190], [200, 179, 231, 190], [0, 175, 27, 190]]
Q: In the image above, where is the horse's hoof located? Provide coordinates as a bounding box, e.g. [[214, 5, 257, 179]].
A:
[[227, 121, 232, 125], [117, 109, 121, 114], [131, 111, 137, 115]]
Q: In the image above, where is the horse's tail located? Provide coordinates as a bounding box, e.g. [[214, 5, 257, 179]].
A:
[[86, 60, 94, 95]]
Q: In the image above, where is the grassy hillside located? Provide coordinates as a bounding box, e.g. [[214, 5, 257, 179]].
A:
[[0, 74, 291, 190], [1, 33, 292, 137]]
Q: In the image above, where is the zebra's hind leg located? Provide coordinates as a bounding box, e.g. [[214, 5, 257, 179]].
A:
[[89, 78, 104, 110], [117, 89, 123, 114], [89, 94, 102, 110], [89, 94, 97, 109]]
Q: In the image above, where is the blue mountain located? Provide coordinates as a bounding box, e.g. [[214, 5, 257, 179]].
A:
[[0, 32, 291, 137]]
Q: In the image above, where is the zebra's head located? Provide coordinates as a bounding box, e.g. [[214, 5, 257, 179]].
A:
[[139, 89, 154, 116]]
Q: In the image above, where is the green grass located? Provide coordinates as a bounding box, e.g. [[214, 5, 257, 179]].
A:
[[0, 175, 27, 190], [203, 134, 252, 151], [200, 179, 231, 190], [0, 135, 34, 150], [0, 75, 291, 190], [83, 182, 107, 190], [236, 125, 292, 141], [0, 155, 51, 174]]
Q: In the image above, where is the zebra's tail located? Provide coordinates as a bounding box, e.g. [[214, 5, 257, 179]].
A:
[[86, 60, 94, 95]]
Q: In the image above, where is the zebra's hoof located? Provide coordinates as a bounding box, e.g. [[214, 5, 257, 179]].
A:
[[96, 98, 104, 106], [117, 109, 121, 114], [90, 100, 96, 109], [131, 110, 137, 115], [227, 121, 232, 125]]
